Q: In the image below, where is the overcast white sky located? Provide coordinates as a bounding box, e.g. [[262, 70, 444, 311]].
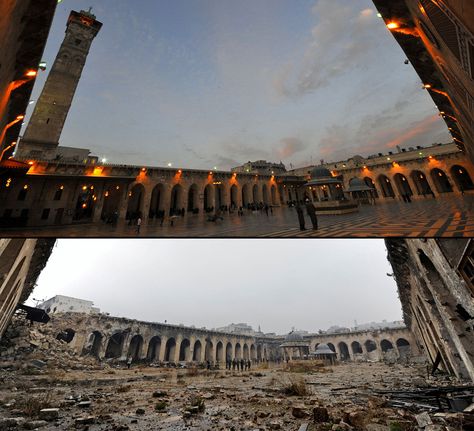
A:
[[27, 239, 402, 334]]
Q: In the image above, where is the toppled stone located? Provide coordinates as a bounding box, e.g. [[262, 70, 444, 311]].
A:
[[291, 404, 308, 418], [75, 416, 95, 425], [135, 408, 145, 415], [77, 401, 91, 408], [39, 408, 59, 421], [152, 391, 167, 398], [415, 412, 433, 428]]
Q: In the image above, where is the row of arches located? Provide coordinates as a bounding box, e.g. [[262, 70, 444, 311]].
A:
[[321, 337, 412, 361], [350, 165, 473, 199], [123, 182, 279, 219], [84, 331, 268, 364]]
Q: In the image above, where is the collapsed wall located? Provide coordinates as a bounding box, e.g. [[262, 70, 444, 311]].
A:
[[386, 239, 474, 381]]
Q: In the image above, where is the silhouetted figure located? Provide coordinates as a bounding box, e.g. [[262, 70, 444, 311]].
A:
[[295, 204, 306, 230], [305, 201, 318, 230]]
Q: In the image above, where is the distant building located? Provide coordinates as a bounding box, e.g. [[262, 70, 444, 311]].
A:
[[354, 320, 405, 331], [38, 295, 100, 315], [215, 322, 263, 336], [232, 160, 286, 175]]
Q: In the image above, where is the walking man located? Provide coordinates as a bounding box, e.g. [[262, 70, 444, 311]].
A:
[[136, 216, 142, 234]]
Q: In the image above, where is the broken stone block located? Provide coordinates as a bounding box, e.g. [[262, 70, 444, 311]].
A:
[[415, 412, 432, 428], [291, 404, 308, 418], [75, 416, 95, 425], [30, 359, 46, 368], [39, 408, 59, 421], [268, 421, 282, 429], [313, 406, 330, 423], [135, 408, 145, 415], [152, 390, 167, 398], [77, 400, 91, 408]]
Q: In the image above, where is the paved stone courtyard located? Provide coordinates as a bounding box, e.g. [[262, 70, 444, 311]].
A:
[[3, 195, 474, 238]]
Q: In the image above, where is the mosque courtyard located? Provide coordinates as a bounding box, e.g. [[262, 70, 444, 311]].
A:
[[3, 194, 474, 238]]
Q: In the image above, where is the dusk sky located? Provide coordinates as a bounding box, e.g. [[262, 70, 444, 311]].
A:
[[27, 239, 403, 335], [21, 0, 450, 169]]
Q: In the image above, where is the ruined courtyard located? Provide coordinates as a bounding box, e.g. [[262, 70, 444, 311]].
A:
[[1, 315, 473, 431]]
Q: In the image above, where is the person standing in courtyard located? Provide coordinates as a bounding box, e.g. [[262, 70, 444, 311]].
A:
[[305, 199, 318, 230], [295, 203, 306, 231], [136, 216, 142, 235]]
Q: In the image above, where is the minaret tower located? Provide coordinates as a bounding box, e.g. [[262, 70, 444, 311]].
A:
[[18, 9, 102, 159]]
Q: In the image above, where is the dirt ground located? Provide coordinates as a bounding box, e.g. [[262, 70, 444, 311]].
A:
[[2, 359, 467, 431]]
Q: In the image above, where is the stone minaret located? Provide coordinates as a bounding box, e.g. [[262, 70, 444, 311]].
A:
[[17, 9, 102, 160]]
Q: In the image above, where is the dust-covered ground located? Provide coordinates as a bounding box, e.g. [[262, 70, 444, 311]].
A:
[[1, 359, 470, 431]]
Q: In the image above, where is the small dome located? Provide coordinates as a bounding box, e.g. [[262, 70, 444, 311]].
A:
[[286, 331, 304, 341], [349, 178, 366, 187], [314, 343, 336, 355], [311, 166, 332, 179]]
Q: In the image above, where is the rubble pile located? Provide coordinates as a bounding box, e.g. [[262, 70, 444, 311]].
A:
[[0, 315, 99, 373]]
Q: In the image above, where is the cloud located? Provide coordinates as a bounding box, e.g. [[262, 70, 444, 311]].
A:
[[383, 114, 441, 149], [274, 0, 380, 98], [275, 137, 307, 159]]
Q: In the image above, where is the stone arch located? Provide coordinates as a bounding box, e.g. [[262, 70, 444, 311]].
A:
[[216, 341, 224, 362], [126, 184, 145, 218], [327, 343, 336, 353], [101, 185, 122, 221], [204, 339, 213, 361], [430, 168, 453, 193], [365, 340, 377, 352], [393, 173, 413, 197], [377, 175, 395, 198], [252, 184, 259, 203], [204, 184, 214, 212], [250, 344, 256, 359], [338, 342, 350, 360], [235, 342, 242, 359], [192, 339, 202, 361], [396, 338, 411, 358], [243, 343, 249, 359], [187, 184, 199, 212], [128, 334, 144, 361], [83, 331, 103, 358], [164, 337, 176, 361], [262, 184, 269, 204], [105, 332, 126, 359], [179, 338, 191, 361], [410, 170, 433, 195], [257, 344, 262, 361], [242, 184, 250, 206], [351, 341, 363, 355], [380, 339, 394, 352], [149, 184, 165, 218], [271, 185, 277, 205], [363, 177, 378, 198], [225, 342, 233, 360], [230, 185, 238, 208], [147, 336, 161, 361], [170, 184, 184, 215], [215, 183, 224, 209], [56, 328, 75, 343], [450, 165, 474, 191]]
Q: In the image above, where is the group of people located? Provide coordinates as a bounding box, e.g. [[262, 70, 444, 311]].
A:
[[225, 358, 252, 371], [295, 199, 318, 231]]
